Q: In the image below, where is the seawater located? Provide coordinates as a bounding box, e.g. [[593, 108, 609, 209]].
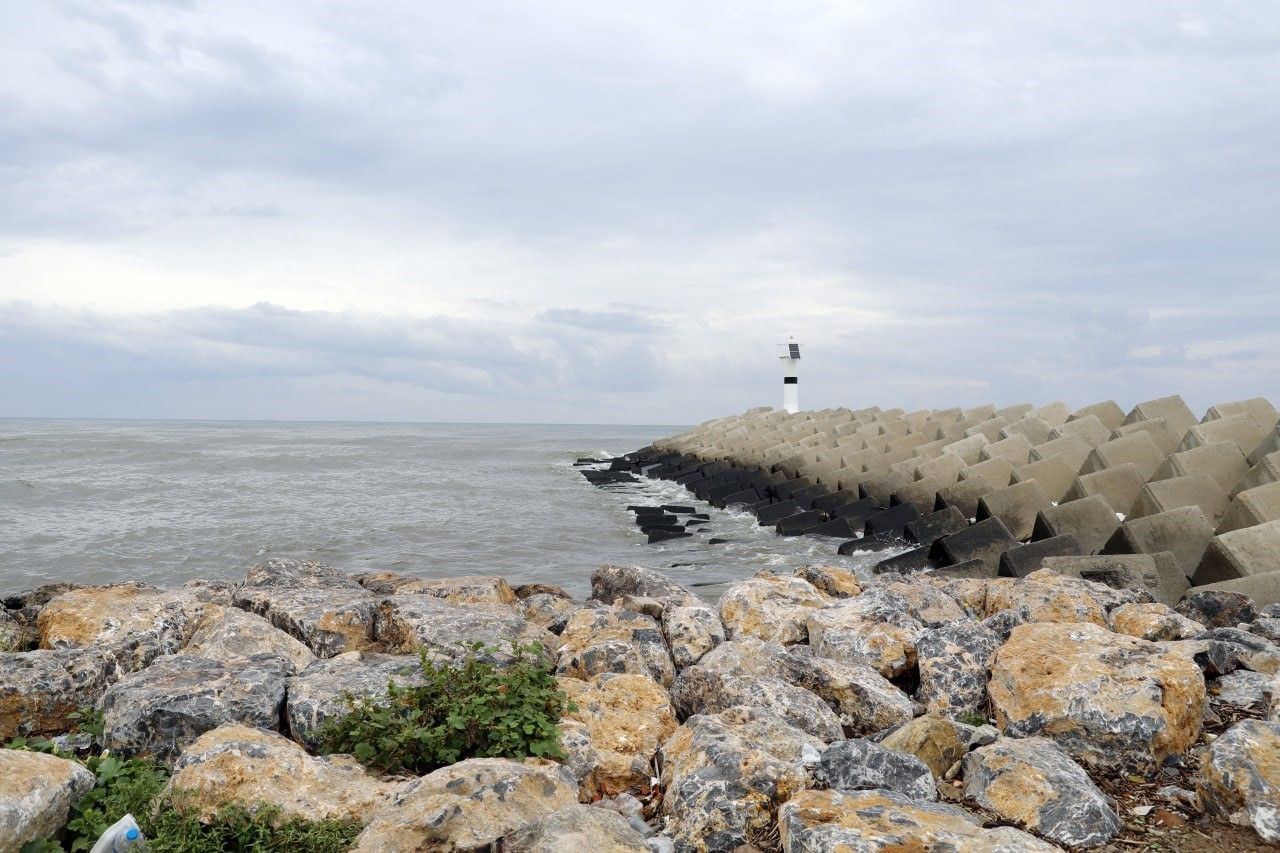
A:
[[0, 419, 890, 599]]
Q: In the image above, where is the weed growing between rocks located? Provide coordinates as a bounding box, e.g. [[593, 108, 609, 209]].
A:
[[316, 640, 573, 775], [8, 713, 360, 852]]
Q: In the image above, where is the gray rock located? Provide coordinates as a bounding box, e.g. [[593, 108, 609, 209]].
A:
[[502, 804, 650, 852], [806, 589, 925, 677], [1250, 616, 1280, 643], [556, 606, 674, 686], [1196, 627, 1280, 675], [592, 565, 695, 605], [0, 749, 96, 851], [670, 664, 843, 742], [0, 648, 120, 740], [233, 586, 380, 658], [184, 605, 316, 674], [964, 736, 1120, 848], [1196, 718, 1280, 842], [286, 652, 424, 748], [101, 653, 289, 762], [915, 620, 1000, 719], [241, 558, 363, 590], [816, 738, 936, 801], [775, 650, 913, 736], [1177, 590, 1257, 629], [519, 593, 577, 634], [1, 583, 84, 628], [379, 594, 551, 660], [661, 601, 725, 669], [1212, 670, 1273, 710], [0, 610, 32, 652]]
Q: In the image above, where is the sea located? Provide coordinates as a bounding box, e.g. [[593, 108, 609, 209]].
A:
[[0, 419, 885, 601]]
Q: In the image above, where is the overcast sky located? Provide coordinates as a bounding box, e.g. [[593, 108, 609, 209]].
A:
[[1, 1, 1277, 424]]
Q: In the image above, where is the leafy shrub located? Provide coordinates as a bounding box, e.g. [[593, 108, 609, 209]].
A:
[[316, 640, 573, 775]]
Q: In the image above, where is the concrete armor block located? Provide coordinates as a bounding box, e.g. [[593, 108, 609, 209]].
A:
[[1078, 432, 1166, 481], [1102, 506, 1215, 580], [1033, 401, 1071, 427], [1129, 475, 1229, 526], [1068, 400, 1126, 431], [975, 480, 1053, 541], [1248, 427, 1280, 466], [1124, 395, 1198, 441], [1042, 553, 1188, 606], [999, 416, 1054, 446], [964, 417, 1010, 443], [1031, 495, 1121, 555], [1204, 397, 1278, 429], [860, 473, 913, 507], [1187, 571, 1280, 609], [1218, 482, 1280, 533], [999, 535, 1082, 578], [959, 458, 1016, 493], [1192, 520, 1280, 586], [929, 517, 1017, 574], [1110, 418, 1180, 455], [892, 479, 945, 516], [1176, 413, 1270, 458], [1029, 435, 1092, 474], [978, 434, 1033, 466], [1010, 456, 1076, 503], [935, 479, 992, 519], [1061, 463, 1146, 518], [914, 452, 967, 484], [1048, 415, 1111, 448], [1232, 451, 1280, 498], [905, 506, 970, 548], [1152, 442, 1249, 495], [942, 434, 990, 466]]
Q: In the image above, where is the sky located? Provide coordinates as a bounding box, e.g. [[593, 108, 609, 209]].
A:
[[1, 1, 1277, 424]]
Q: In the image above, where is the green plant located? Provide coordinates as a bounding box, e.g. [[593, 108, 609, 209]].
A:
[[64, 754, 169, 850], [144, 802, 361, 853], [957, 711, 988, 727], [316, 640, 573, 775]]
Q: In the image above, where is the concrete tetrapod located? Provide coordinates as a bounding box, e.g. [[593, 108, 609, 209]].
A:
[[929, 517, 1017, 575], [975, 480, 1053, 542], [1102, 505, 1216, 581], [1124, 394, 1199, 440], [1152, 442, 1249, 495], [1217, 481, 1280, 533], [1010, 455, 1076, 503], [1043, 553, 1189, 606], [1232, 451, 1280, 497], [1061, 463, 1146, 519], [999, 534, 1083, 578], [1069, 399, 1127, 430], [1192, 519, 1280, 586], [1177, 413, 1271, 457], [1029, 434, 1093, 473], [1129, 474, 1229, 526], [1189, 571, 1280, 610], [1078, 431, 1167, 481], [1049, 414, 1112, 448], [1031, 495, 1121, 555], [1111, 417, 1181, 454]]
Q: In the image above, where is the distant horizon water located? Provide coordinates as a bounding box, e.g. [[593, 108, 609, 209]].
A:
[[0, 418, 886, 600]]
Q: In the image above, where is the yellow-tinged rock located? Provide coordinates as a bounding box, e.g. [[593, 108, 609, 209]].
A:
[[718, 573, 829, 645], [167, 724, 401, 824], [880, 715, 968, 778], [989, 621, 1205, 772], [556, 606, 674, 686], [356, 573, 516, 604], [0, 749, 96, 851], [793, 565, 862, 598], [1196, 718, 1280, 842], [1109, 602, 1204, 641], [983, 570, 1108, 625], [556, 673, 676, 797]]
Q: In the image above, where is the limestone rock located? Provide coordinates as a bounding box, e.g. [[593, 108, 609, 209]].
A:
[[661, 602, 725, 670], [1212, 670, 1272, 711], [354, 572, 516, 604], [880, 715, 970, 779], [964, 736, 1120, 848], [0, 610, 32, 652], [285, 652, 424, 748], [989, 622, 1205, 772], [806, 589, 924, 678], [774, 650, 913, 736], [2, 583, 84, 630], [794, 565, 862, 598], [778, 789, 1061, 852], [502, 804, 650, 852], [233, 586, 381, 659], [242, 558, 363, 590], [37, 583, 216, 673], [1196, 718, 1280, 842], [167, 724, 401, 824], [982, 570, 1116, 626], [101, 653, 289, 762], [1176, 589, 1257, 629], [378, 594, 552, 660], [670, 663, 843, 743], [352, 758, 578, 852], [556, 606, 674, 686], [0, 648, 119, 740], [184, 605, 316, 674], [718, 573, 829, 644], [1197, 627, 1280, 675], [915, 619, 999, 719], [1109, 602, 1205, 641], [557, 673, 677, 797], [520, 593, 577, 634], [658, 706, 824, 852], [0, 749, 96, 851], [878, 579, 967, 627], [815, 738, 936, 801], [592, 565, 695, 605]]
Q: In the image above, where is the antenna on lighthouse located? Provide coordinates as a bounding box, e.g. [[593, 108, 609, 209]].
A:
[[778, 338, 800, 414]]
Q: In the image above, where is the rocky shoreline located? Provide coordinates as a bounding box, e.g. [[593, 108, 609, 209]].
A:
[[4, 396, 1280, 851]]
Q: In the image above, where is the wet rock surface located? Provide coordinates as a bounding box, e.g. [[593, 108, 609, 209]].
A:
[[0, 749, 96, 852], [964, 735, 1121, 848]]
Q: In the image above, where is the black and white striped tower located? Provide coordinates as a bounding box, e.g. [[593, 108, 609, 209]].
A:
[[778, 338, 800, 413]]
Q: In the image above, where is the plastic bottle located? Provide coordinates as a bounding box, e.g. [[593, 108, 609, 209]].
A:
[[88, 813, 147, 852]]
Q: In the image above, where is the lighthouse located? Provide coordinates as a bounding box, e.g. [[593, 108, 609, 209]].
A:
[[778, 339, 800, 413]]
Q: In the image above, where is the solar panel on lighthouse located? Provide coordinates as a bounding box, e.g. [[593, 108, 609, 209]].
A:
[[788, 343, 800, 359]]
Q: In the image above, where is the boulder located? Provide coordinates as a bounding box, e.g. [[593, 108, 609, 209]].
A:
[[1188, 573, 1280, 611], [0, 648, 119, 740], [989, 621, 1205, 772], [233, 586, 381, 659], [1196, 718, 1280, 843], [670, 659, 843, 743], [718, 574, 829, 645], [592, 565, 695, 605], [661, 602, 725, 670], [37, 583, 218, 673], [353, 572, 515, 604], [519, 593, 577, 634], [379, 594, 552, 659], [1176, 589, 1257, 628], [877, 580, 967, 627], [0, 610, 32, 653], [983, 568, 1131, 625], [242, 558, 363, 589], [184, 605, 316, 674], [1109, 602, 1204, 641], [1211, 670, 1273, 711], [915, 620, 1000, 719], [815, 738, 936, 801], [556, 606, 674, 686], [167, 724, 401, 824], [101, 653, 290, 762], [659, 706, 824, 852], [501, 804, 650, 852], [556, 673, 677, 797], [0, 749, 96, 851], [778, 789, 1060, 852], [351, 758, 578, 852], [774, 651, 913, 736], [805, 589, 924, 678], [880, 715, 971, 778], [964, 736, 1119, 848], [285, 652, 424, 748], [793, 565, 862, 598]]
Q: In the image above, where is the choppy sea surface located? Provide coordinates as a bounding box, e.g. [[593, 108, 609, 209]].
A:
[[0, 420, 885, 600]]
